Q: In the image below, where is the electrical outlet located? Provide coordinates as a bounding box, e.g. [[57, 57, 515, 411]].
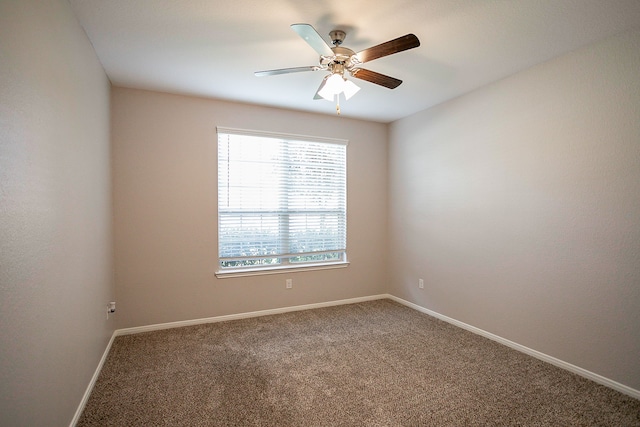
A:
[[286, 279, 293, 289], [106, 301, 116, 319], [418, 279, 424, 289]]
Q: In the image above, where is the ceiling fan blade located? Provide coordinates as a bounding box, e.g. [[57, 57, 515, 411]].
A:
[[254, 66, 321, 77], [351, 68, 402, 89], [355, 34, 420, 64], [291, 24, 334, 57]]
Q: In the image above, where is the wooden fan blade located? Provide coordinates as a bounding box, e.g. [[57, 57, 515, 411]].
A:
[[351, 68, 402, 89], [355, 34, 420, 64], [254, 66, 321, 77], [291, 24, 334, 57]]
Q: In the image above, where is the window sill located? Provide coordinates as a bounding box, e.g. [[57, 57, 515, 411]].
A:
[[215, 261, 349, 279]]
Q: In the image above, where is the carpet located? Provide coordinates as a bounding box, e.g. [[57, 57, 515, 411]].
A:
[[77, 299, 640, 426]]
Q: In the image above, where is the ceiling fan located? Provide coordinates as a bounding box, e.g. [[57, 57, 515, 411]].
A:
[[255, 24, 420, 114]]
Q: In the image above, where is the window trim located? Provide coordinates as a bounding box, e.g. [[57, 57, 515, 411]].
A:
[[216, 127, 348, 147], [215, 260, 350, 279], [215, 127, 348, 277]]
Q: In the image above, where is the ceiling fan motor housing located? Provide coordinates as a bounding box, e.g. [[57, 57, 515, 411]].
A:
[[321, 45, 359, 75]]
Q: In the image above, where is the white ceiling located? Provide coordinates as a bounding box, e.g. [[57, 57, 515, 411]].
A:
[[68, 0, 640, 123]]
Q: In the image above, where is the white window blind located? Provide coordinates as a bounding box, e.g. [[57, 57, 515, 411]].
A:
[[217, 128, 347, 271]]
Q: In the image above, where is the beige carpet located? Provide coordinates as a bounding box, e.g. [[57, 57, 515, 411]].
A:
[[78, 299, 640, 426]]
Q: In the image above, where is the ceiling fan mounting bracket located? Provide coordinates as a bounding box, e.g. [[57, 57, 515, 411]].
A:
[[329, 30, 346, 46]]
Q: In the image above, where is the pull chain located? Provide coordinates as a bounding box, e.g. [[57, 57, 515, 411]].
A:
[[336, 95, 341, 115]]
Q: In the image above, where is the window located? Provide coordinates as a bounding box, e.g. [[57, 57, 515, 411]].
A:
[[216, 127, 347, 276]]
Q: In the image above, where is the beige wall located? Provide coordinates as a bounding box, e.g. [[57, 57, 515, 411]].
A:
[[389, 29, 640, 391], [111, 88, 388, 328], [0, 0, 114, 426], [3, 2, 637, 421]]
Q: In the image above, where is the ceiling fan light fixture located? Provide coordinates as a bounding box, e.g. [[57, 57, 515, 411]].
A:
[[317, 86, 335, 102], [256, 24, 421, 112], [318, 73, 345, 101], [314, 75, 330, 101], [342, 79, 360, 100], [318, 73, 360, 101]]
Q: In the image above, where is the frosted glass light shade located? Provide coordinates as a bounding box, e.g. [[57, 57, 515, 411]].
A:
[[317, 73, 361, 101], [318, 74, 344, 101], [342, 80, 360, 100]]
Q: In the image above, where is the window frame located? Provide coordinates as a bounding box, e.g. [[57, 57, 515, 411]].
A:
[[215, 127, 349, 278]]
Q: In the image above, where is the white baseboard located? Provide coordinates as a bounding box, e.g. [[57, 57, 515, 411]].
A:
[[69, 332, 117, 427], [72, 292, 638, 425], [70, 294, 387, 425], [387, 294, 640, 400], [115, 294, 389, 336]]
